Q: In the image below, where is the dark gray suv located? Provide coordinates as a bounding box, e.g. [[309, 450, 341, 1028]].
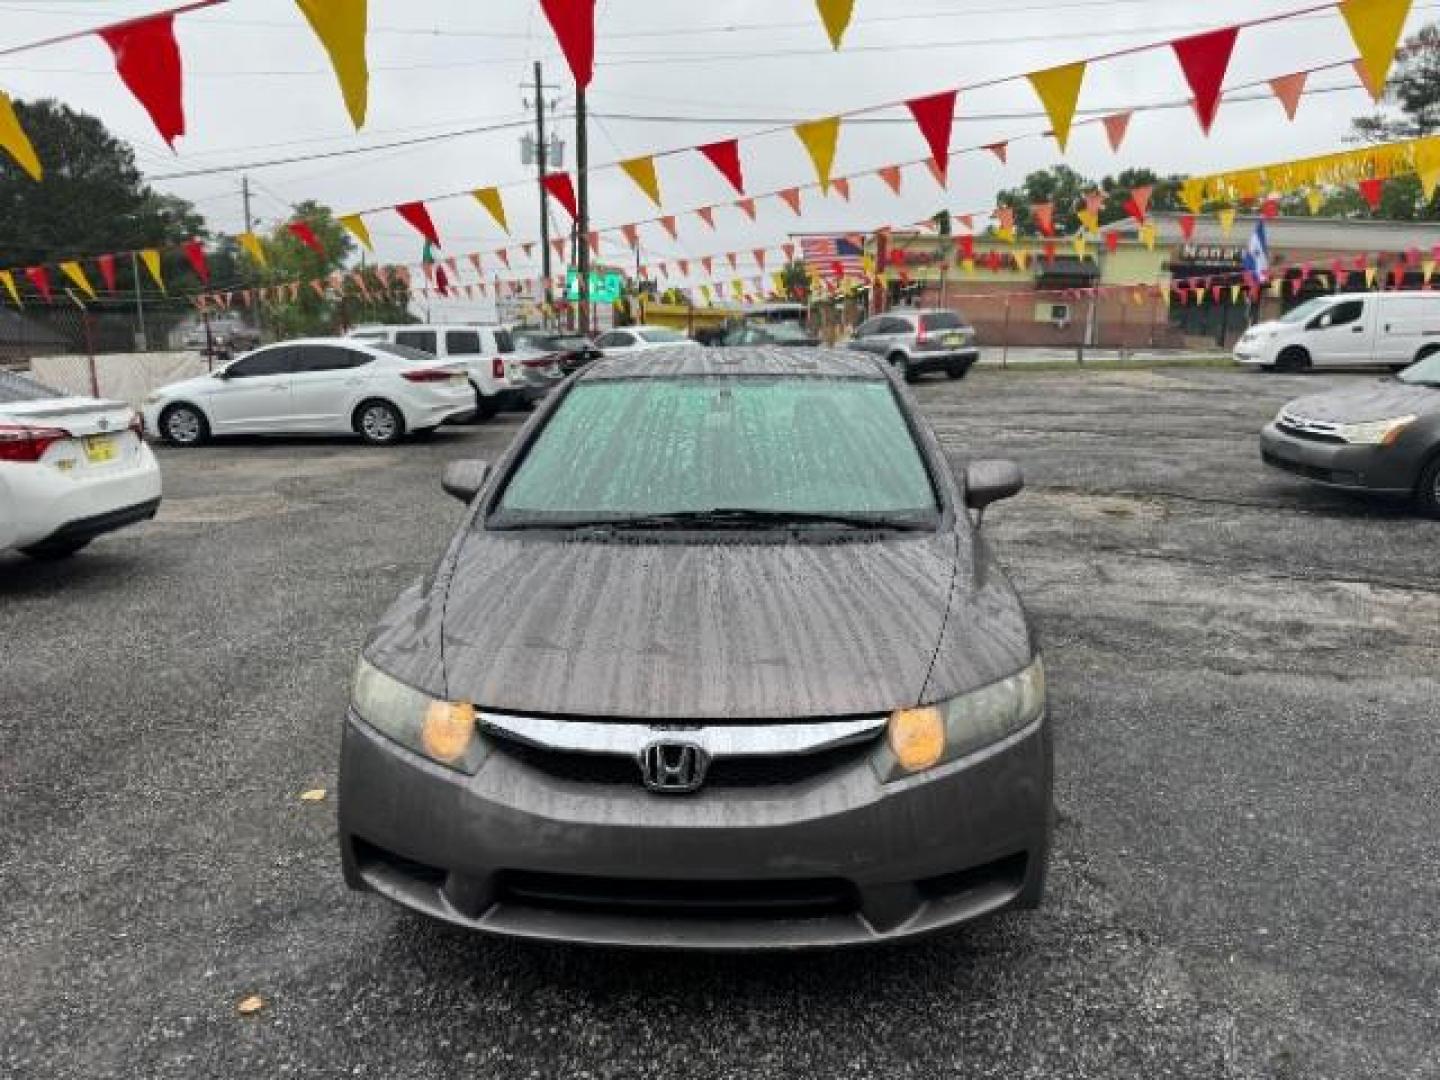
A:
[[848, 308, 979, 383]]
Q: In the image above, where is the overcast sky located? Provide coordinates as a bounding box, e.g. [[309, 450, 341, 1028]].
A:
[[0, 0, 1430, 316]]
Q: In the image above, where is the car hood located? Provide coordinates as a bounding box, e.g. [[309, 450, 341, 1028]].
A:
[[1242, 320, 1286, 337], [420, 532, 968, 720], [1284, 380, 1440, 423]]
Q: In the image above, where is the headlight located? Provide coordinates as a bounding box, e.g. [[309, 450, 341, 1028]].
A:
[[350, 657, 486, 773], [1335, 415, 1417, 446], [882, 657, 1045, 779]]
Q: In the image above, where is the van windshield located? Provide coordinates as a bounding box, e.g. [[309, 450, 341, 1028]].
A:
[[1280, 299, 1331, 324]]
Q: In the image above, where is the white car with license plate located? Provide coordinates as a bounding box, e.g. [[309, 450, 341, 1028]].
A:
[[1, 371, 162, 561], [592, 325, 696, 356], [143, 338, 474, 447]]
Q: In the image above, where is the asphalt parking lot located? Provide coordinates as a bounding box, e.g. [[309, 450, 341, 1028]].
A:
[[3, 365, 1437, 1079]]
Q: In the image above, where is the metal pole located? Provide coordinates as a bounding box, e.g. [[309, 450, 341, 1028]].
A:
[[575, 85, 590, 336], [129, 250, 147, 350], [534, 62, 552, 320]]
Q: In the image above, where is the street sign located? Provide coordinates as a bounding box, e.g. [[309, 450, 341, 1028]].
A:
[[565, 269, 623, 304]]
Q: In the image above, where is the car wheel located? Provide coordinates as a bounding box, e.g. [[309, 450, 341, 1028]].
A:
[[890, 352, 917, 383], [1416, 454, 1440, 519], [20, 537, 91, 560], [472, 383, 502, 421], [159, 403, 208, 447], [946, 365, 966, 380], [354, 400, 405, 446], [1277, 346, 1311, 373]]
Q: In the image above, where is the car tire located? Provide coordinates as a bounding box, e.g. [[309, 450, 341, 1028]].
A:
[[1416, 454, 1440, 519], [890, 352, 917, 383], [946, 364, 966, 380], [471, 383, 502, 421], [20, 537, 91, 560], [159, 403, 208, 447], [1277, 346, 1311, 373], [354, 400, 405, 446]]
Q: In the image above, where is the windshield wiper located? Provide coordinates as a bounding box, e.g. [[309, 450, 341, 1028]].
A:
[[553, 508, 934, 531]]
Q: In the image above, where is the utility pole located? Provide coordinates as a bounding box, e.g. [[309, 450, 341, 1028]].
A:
[[575, 85, 590, 336], [241, 175, 254, 235], [532, 62, 552, 322], [129, 250, 147, 350]]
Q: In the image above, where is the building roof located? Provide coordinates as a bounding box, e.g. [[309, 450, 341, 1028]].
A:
[[1105, 211, 1440, 252]]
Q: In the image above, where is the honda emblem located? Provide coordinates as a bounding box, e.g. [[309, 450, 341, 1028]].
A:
[[638, 741, 709, 794]]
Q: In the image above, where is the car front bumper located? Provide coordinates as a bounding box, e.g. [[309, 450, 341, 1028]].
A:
[[1260, 424, 1418, 494], [337, 707, 1051, 949]]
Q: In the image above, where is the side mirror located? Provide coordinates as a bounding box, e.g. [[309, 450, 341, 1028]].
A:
[[965, 459, 1024, 513], [441, 459, 490, 504], [212, 368, 231, 380]]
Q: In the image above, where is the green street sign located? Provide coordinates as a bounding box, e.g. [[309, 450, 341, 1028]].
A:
[[565, 269, 623, 303]]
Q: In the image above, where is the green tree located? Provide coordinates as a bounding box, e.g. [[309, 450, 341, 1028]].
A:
[[1352, 24, 1440, 142], [0, 99, 208, 289], [778, 259, 810, 301], [994, 166, 1189, 236]]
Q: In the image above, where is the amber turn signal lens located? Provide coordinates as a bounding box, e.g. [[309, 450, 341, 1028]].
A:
[[421, 701, 477, 763], [888, 706, 946, 773]]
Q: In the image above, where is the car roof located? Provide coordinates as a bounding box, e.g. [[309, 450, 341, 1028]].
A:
[[581, 346, 884, 381]]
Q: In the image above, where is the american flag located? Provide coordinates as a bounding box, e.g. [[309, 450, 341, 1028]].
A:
[[798, 234, 867, 280]]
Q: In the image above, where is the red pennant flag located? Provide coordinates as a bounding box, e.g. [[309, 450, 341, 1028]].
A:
[[828, 260, 844, 280], [832, 177, 851, 201], [1102, 111, 1132, 152], [621, 223, 639, 248], [696, 205, 716, 230], [984, 141, 1008, 165], [658, 215, 678, 240], [541, 173, 579, 219], [701, 256, 714, 276], [538, 0, 595, 89], [1353, 254, 1368, 271], [905, 89, 958, 184], [955, 234, 975, 260], [735, 197, 756, 221], [396, 201, 442, 246], [1032, 203, 1055, 237], [1359, 177, 1385, 211], [24, 265, 52, 303], [777, 187, 802, 215], [697, 139, 745, 194], [99, 14, 185, 148], [1171, 26, 1239, 135], [183, 239, 209, 284], [1179, 214, 1197, 240], [96, 253, 117, 294], [1105, 232, 1120, 253], [434, 262, 450, 297], [288, 221, 325, 255], [496, 248, 511, 270], [1125, 185, 1153, 223], [1043, 241, 1056, 265], [782, 242, 796, 262], [877, 165, 903, 195], [1392, 263, 1407, 288], [985, 251, 1002, 273], [588, 231, 600, 256], [1261, 196, 1280, 220], [1268, 71, 1308, 121]]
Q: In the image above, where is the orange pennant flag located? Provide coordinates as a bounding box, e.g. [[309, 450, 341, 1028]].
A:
[[696, 205, 716, 230], [777, 187, 803, 216], [1101, 111, 1131, 153], [1342, 0, 1412, 102], [0, 90, 41, 180], [832, 176, 851, 201], [814, 0, 854, 49], [735, 197, 756, 220], [295, 0, 369, 129], [1027, 61, 1086, 151], [472, 187, 509, 233], [877, 165, 903, 195], [658, 216, 678, 240], [621, 223, 639, 249], [620, 155, 662, 208], [1268, 71, 1308, 121], [793, 116, 841, 192]]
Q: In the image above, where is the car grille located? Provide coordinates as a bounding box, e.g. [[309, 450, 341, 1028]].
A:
[[495, 870, 858, 919], [494, 736, 876, 788], [1277, 412, 1345, 443]]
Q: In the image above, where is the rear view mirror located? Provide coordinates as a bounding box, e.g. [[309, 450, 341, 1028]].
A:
[[441, 460, 490, 504], [965, 460, 1024, 512]]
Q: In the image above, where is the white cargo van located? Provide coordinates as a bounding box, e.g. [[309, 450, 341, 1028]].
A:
[[1234, 291, 1440, 371], [348, 324, 530, 419]]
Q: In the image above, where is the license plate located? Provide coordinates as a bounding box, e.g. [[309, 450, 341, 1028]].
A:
[[943, 333, 963, 346], [83, 434, 117, 464]]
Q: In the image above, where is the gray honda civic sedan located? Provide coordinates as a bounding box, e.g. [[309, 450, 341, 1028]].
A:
[[338, 348, 1050, 948]]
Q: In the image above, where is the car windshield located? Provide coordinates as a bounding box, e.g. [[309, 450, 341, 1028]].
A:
[[1398, 353, 1440, 386], [372, 342, 438, 364], [637, 328, 688, 343], [920, 312, 967, 331], [1279, 298, 1331, 324], [492, 375, 939, 528], [766, 322, 812, 342]]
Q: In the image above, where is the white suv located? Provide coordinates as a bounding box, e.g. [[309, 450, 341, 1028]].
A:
[[348, 324, 543, 420], [1, 371, 162, 560]]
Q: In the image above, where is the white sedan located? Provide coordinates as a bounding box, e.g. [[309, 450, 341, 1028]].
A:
[[592, 325, 696, 356], [1, 371, 162, 560], [143, 338, 475, 447]]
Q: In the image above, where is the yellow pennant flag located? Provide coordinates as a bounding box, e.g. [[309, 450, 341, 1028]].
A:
[[1424, 259, 1436, 284], [1217, 208, 1237, 237], [861, 253, 876, 276], [1365, 265, 1378, 287], [0, 269, 20, 305], [1027, 62, 1086, 152], [1013, 248, 1030, 272], [237, 231, 268, 266], [996, 226, 1016, 244], [1421, 170, 1440, 203], [700, 284, 713, 304], [1180, 178, 1206, 214], [296, 0, 369, 128], [337, 214, 372, 252], [963, 258, 976, 277], [1230, 284, 1242, 305], [1270, 278, 1284, 298], [472, 187, 509, 233], [1072, 235, 1087, 259], [140, 249, 165, 292], [59, 261, 96, 300], [1076, 209, 1099, 234], [1139, 223, 1157, 251], [1306, 189, 1325, 215], [0, 90, 41, 181], [1160, 285, 1172, 308], [1341, 0, 1413, 103], [772, 271, 786, 294], [620, 156, 662, 208], [814, 0, 855, 49], [794, 116, 841, 193]]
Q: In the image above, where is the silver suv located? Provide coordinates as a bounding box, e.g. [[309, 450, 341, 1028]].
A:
[[848, 308, 978, 383]]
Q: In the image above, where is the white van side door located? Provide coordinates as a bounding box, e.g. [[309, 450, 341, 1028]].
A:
[[1306, 297, 1371, 367], [1376, 295, 1440, 367]]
